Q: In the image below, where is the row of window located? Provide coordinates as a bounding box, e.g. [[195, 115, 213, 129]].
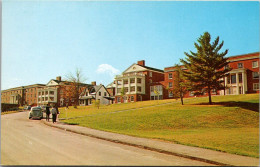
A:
[[167, 61, 259, 80], [98, 92, 107, 96], [38, 91, 55, 96], [150, 95, 163, 100], [150, 85, 163, 92], [117, 78, 142, 85], [225, 61, 259, 69], [117, 86, 142, 93], [38, 97, 55, 102], [117, 96, 135, 103]]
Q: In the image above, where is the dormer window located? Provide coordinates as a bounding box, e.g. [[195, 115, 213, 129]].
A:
[[238, 63, 243, 68]]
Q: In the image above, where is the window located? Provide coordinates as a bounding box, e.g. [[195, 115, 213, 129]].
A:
[[130, 86, 135, 92], [137, 86, 142, 92], [149, 72, 153, 77], [117, 88, 121, 94], [227, 75, 231, 84], [159, 95, 163, 100], [45, 97, 48, 101], [169, 82, 173, 88], [124, 87, 128, 92], [238, 63, 243, 68], [130, 78, 135, 83], [45, 91, 48, 95], [231, 75, 236, 84], [38, 92, 41, 96], [117, 80, 122, 85], [50, 91, 54, 95], [253, 72, 259, 79], [50, 97, 54, 101], [224, 65, 230, 69], [117, 97, 121, 103], [252, 61, 259, 68], [169, 91, 173, 97], [99, 92, 101, 96], [137, 78, 142, 84], [253, 83, 259, 90], [123, 79, 128, 84], [104, 92, 107, 96], [151, 96, 154, 100], [150, 86, 154, 92], [169, 73, 173, 79], [130, 96, 134, 102]]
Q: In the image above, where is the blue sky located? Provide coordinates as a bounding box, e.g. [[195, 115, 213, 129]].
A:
[[2, 1, 259, 90]]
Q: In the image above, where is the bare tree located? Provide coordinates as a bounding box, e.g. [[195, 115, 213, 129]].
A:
[[65, 68, 87, 107]]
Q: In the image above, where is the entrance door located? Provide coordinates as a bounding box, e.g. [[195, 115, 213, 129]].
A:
[[239, 87, 243, 94]]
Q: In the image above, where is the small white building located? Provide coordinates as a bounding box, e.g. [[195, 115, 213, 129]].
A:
[[79, 82, 111, 106]]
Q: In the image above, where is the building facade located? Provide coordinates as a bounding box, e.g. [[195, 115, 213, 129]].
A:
[[114, 60, 165, 103], [79, 82, 112, 106], [164, 52, 259, 98], [1, 84, 46, 106], [220, 52, 259, 95]]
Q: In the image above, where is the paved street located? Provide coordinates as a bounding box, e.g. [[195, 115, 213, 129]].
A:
[[1, 111, 212, 166]]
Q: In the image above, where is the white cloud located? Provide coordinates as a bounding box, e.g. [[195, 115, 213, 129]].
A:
[[96, 64, 120, 77]]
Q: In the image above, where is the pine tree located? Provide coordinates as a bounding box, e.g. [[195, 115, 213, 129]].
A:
[[180, 32, 231, 105]]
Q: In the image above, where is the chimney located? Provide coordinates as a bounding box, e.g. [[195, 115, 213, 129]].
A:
[[56, 76, 61, 81], [137, 60, 145, 66], [91, 81, 96, 86]]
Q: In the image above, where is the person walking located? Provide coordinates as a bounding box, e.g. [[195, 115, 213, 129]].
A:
[[51, 106, 57, 123], [55, 106, 59, 122], [46, 104, 50, 122]]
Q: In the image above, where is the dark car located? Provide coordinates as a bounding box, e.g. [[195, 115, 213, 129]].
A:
[[23, 106, 31, 111], [29, 107, 43, 120]]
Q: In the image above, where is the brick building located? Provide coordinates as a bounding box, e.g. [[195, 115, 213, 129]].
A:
[[164, 52, 259, 98], [114, 60, 165, 103], [1, 84, 46, 106], [38, 76, 90, 107]]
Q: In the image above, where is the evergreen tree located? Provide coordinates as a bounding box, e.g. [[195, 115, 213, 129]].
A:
[[180, 32, 231, 105]]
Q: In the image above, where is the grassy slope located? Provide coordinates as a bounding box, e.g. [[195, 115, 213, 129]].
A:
[[59, 94, 259, 157]]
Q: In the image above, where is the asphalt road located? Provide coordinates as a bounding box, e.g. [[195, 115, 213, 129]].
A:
[[1, 111, 212, 166]]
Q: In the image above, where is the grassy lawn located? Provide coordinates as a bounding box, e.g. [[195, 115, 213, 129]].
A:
[[59, 94, 259, 157]]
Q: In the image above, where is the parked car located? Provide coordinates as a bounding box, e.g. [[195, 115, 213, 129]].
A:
[[29, 107, 43, 120], [23, 106, 31, 111]]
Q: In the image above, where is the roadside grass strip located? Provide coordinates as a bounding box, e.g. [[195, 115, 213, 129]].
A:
[[59, 94, 259, 157]]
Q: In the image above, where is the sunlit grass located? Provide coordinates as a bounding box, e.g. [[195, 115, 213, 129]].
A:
[[59, 94, 259, 157]]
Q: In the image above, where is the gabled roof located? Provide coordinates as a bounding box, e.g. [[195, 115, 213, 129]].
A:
[[122, 63, 164, 74]]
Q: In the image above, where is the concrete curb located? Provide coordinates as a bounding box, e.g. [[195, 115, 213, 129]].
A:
[[42, 120, 259, 166]]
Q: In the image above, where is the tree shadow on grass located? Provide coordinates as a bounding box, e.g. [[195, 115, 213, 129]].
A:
[[196, 101, 259, 112]]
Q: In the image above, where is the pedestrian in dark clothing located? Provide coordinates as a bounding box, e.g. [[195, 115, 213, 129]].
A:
[[55, 106, 59, 122], [51, 106, 57, 123], [46, 105, 50, 122]]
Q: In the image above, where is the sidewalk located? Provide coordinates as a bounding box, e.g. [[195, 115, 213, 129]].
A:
[[42, 119, 259, 166]]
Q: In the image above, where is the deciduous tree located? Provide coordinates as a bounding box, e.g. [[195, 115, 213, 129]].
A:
[[65, 68, 87, 107]]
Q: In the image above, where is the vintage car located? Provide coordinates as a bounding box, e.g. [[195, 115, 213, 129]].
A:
[[23, 106, 31, 111], [29, 107, 43, 120]]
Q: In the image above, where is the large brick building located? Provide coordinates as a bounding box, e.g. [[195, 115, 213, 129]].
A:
[[1, 84, 46, 106], [114, 60, 165, 103], [164, 52, 259, 98], [110, 52, 259, 103]]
